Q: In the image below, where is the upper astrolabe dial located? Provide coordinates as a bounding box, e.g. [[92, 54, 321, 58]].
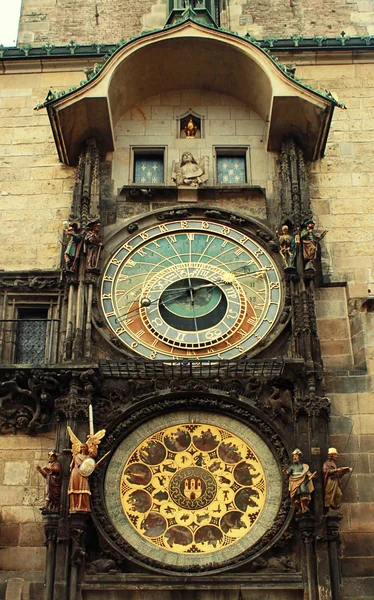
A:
[[101, 218, 283, 360]]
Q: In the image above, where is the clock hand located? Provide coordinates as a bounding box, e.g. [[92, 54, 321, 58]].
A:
[[186, 269, 200, 342], [115, 286, 192, 322], [189, 268, 271, 293]]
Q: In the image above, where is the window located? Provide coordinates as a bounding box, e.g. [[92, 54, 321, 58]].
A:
[[215, 147, 250, 185], [14, 308, 49, 364], [133, 149, 165, 185]]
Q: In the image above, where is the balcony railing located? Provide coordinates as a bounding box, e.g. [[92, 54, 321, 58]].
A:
[[0, 319, 59, 365]]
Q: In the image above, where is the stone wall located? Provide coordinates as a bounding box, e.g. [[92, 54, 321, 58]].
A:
[[0, 68, 79, 271], [17, 0, 167, 45], [0, 432, 56, 573], [221, 0, 374, 40], [290, 58, 374, 373], [17, 0, 374, 47], [112, 88, 274, 211]]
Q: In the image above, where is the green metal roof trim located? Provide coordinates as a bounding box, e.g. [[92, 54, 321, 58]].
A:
[[29, 17, 347, 111]]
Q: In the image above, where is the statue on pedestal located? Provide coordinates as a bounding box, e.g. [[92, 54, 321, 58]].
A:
[[84, 219, 103, 271], [300, 218, 327, 270], [323, 447, 352, 510], [63, 222, 82, 272], [67, 426, 106, 513], [37, 450, 61, 513], [275, 224, 297, 269], [283, 449, 316, 514]]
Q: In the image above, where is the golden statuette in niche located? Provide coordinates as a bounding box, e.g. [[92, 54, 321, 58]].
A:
[[120, 423, 266, 554]]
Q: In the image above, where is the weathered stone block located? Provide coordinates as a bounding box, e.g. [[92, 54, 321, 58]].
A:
[[19, 523, 45, 547], [0, 524, 20, 546], [0, 548, 45, 572], [5, 578, 24, 600], [350, 504, 374, 532], [3, 462, 30, 486]]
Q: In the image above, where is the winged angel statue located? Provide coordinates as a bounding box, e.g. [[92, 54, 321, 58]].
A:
[[67, 426, 106, 513]]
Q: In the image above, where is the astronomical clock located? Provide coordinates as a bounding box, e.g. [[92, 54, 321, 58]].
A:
[[91, 208, 290, 574], [100, 215, 283, 360]]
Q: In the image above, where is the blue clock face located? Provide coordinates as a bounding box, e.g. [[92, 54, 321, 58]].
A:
[[101, 218, 283, 360]]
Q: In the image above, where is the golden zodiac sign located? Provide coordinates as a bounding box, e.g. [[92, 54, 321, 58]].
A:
[[120, 424, 266, 554]]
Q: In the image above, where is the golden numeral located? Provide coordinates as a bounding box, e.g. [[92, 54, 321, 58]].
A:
[[169, 235, 177, 243], [270, 283, 279, 289], [104, 276, 113, 282], [140, 232, 149, 240], [106, 311, 115, 318], [234, 249, 244, 256], [150, 351, 157, 359], [123, 242, 132, 251], [102, 294, 111, 299], [137, 249, 147, 257], [131, 341, 138, 349], [221, 226, 231, 235], [159, 224, 168, 233], [239, 237, 249, 245], [124, 259, 136, 268], [136, 330, 146, 338], [201, 221, 209, 230], [111, 258, 121, 265], [181, 221, 189, 229], [187, 232, 195, 240], [116, 327, 125, 334]]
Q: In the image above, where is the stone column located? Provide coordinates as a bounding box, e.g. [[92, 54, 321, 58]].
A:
[[325, 511, 343, 600], [299, 515, 318, 600], [42, 512, 59, 600], [68, 513, 90, 600]]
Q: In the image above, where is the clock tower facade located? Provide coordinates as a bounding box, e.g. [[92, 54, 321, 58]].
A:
[[1, 3, 374, 600]]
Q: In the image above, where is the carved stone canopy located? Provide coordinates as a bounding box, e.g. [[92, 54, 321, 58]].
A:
[[44, 20, 336, 165]]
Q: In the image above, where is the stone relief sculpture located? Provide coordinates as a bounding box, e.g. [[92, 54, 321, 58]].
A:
[[172, 152, 209, 187], [323, 447, 352, 510], [67, 426, 106, 513], [283, 449, 316, 514], [300, 218, 327, 270], [36, 450, 62, 513]]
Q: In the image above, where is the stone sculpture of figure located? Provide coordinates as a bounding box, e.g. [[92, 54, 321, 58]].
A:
[[323, 447, 352, 510], [64, 222, 82, 271], [283, 449, 316, 514], [172, 152, 208, 187], [184, 117, 197, 138], [36, 450, 61, 512], [67, 426, 106, 513], [85, 219, 103, 270], [276, 224, 297, 269], [299, 218, 327, 270]]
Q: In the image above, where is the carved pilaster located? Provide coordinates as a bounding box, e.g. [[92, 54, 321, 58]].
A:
[[68, 513, 90, 600], [325, 511, 343, 600], [299, 515, 317, 600], [43, 513, 59, 600]]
